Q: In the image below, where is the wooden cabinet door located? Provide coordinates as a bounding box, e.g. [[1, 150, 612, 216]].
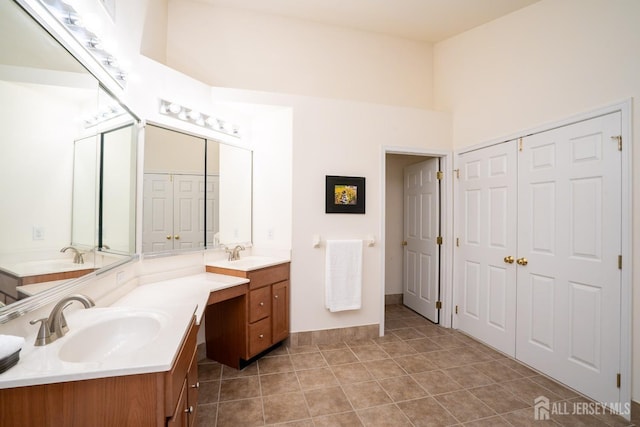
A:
[[249, 286, 271, 323], [186, 351, 199, 426], [272, 281, 289, 343], [167, 379, 188, 427]]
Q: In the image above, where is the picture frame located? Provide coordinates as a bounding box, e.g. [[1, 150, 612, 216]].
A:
[[325, 175, 366, 214]]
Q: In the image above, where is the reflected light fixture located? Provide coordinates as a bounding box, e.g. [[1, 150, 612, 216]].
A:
[[83, 102, 126, 127], [158, 99, 241, 138], [38, 0, 128, 87]]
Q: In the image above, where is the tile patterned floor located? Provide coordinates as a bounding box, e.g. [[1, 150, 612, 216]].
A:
[[196, 304, 638, 426]]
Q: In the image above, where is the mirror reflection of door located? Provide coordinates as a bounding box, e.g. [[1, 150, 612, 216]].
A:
[[142, 125, 208, 253]]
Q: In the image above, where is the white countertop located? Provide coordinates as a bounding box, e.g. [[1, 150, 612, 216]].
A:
[[0, 272, 249, 389]]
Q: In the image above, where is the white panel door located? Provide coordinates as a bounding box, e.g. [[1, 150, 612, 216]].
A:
[[206, 175, 220, 246], [173, 175, 204, 249], [403, 158, 440, 322], [142, 174, 173, 252], [455, 142, 518, 356], [516, 112, 622, 404]]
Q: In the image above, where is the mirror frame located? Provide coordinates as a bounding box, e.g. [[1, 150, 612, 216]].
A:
[[0, 0, 140, 323]]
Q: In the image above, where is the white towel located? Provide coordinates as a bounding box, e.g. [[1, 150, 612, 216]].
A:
[[325, 240, 363, 312], [0, 334, 25, 359]]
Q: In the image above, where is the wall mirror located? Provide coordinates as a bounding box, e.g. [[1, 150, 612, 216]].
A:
[[142, 124, 252, 254], [0, 0, 137, 318]]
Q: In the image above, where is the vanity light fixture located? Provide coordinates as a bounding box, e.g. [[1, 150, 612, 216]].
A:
[[158, 99, 241, 138], [83, 102, 126, 128], [38, 0, 128, 87]]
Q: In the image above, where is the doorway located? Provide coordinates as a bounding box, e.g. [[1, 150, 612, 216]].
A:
[[381, 148, 453, 334]]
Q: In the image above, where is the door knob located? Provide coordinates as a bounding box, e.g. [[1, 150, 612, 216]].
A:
[[516, 257, 528, 266], [504, 256, 515, 264], [166, 235, 172, 240], [402, 241, 408, 246], [174, 235, 180, 240]]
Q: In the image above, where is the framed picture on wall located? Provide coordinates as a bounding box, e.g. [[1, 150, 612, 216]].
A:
[[325, 175, 366, 214]]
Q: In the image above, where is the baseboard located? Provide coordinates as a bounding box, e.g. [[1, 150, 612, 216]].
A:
[[385, 294, 402, 305], [289, 324, 379, 347]]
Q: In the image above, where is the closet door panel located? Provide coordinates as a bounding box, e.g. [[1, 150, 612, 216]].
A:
[[516, 112, 622, 405]]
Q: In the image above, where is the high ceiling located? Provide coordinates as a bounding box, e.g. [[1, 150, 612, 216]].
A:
[[191, 0, 541, 42]]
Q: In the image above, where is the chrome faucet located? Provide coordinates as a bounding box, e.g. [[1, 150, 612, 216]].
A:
[[60, 246, 85, 264], [223, 244, 245, 261], [29, 294, 95, 346]]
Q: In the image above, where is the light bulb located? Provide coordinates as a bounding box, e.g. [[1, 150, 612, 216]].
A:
[[168, 103, 181, 114]]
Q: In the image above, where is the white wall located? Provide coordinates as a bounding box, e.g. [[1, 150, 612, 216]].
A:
[[209, 87, 451, 332], [433, 0, 640, 401], [166, 1, 434, 109]]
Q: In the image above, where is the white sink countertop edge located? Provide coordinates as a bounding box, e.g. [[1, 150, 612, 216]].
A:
[[0, 272, 249, 389]]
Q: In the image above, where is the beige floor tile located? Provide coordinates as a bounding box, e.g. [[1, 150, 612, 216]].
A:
[[350, 345, 389, 362], [313, 411, 363, 426], [472, 360, 523, 382], [332, 362, 374, 385], [405, 337, 442, 354], [356, 404, 412, 426], [322, 348, 358, 366], [412, 370, 463, 395], [195, 402, 217, 426], [501, 407, 557, 426], [362, 359, 406, 379], [287, 345, 319, 355], [372, 333, 401, 344], [317, 342, 348, 351], [342, 381, 392, 409], [221, 362, 258, 379], [377, 341, 418, 358], [260, 372, 301, 396], [529, 375, 580, 400], [396, 396, 458, 426], [296, 367, 338, 390], [378, 375, 428, 402], [198, 380, 220, 404], [500, 377, 564, 404], [258, 355, 294, 374], [216, 398, 264, 426], [346, 339, 377, 348], [263, 391, 310, 424], [463, 415, 512, 427], [198, 362, 222, 382], [468, 383, 530, 414], [290, 352, 328, 371], [434, 390, 496, 423], [443, 365, 494, 388], [219, 376, 261, 401], [393, 354, 438, 374], [303, 386, 353, 417], [428, 334, 467, 349], [392, 327, 426, 340]]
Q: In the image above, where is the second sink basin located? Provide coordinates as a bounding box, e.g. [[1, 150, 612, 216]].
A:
[[58, 308, 169, 363]]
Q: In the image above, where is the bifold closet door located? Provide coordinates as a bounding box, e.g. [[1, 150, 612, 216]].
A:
[[516, 112, 622, 405], [455, 142, 518, 356]]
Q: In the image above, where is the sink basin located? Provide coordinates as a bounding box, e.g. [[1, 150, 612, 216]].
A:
[[58, 309, 169, 363], [208, 255, 289, 272]]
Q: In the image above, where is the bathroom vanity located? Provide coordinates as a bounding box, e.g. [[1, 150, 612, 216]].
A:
[[205, 260, 291, 368]]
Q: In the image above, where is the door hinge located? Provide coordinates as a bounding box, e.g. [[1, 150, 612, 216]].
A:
[[436, 236, 443, 245], [519, 137, 523, 152], [455, 305, 458, 314], [618, 255, 622, 269], [617, 373, 621, 388], [436, 171, 443, 180], [454, 169, 460, 179], [612, 135, 622, 151], [435, 301, 442, 310], [456, 237, 460, 247]]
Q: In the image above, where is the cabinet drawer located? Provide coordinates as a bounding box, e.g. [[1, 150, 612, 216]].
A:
[[249, 286, 271, 323], [248, 317, 272, 356], [247, 263, 289, 289]]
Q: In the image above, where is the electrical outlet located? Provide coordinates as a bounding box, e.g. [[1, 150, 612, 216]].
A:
[[267, 228, 274, 240], [32, 226, 44, 240]]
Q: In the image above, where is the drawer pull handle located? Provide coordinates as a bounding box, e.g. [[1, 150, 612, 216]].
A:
[[191, 381, 200, 389], [259, 334, 264, 339], [185, 406, 194, 414], [259, 302, 264, 306], [274, 295, 279, 299]]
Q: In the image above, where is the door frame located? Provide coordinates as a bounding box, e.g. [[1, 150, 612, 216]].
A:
[[452, 99, 632, 413], [380, 146, 454, 334]]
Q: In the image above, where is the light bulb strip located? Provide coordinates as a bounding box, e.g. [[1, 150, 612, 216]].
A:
[[38, 0, 127, 86], [83, 102, 126, 128], [158, 99, 241, 138]]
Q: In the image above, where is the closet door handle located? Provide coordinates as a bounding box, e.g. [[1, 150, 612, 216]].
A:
[[504, 256, 515, 264], [516, 257, 528, 266], [174, 235, 180, 240], [166, 235, 172, 240]]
